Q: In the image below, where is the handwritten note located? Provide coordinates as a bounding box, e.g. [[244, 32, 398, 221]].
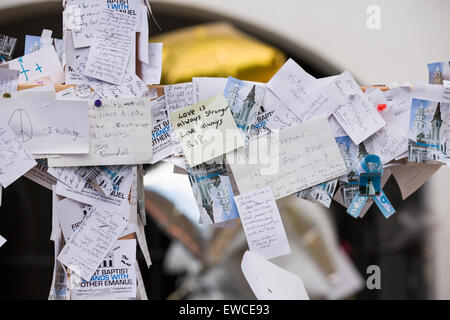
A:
[[331, 71, 386, 144], [88, 72, 149, 98], [170, 94, 244, 167], [164, 82, 196, 155], [83, 8, 137, 85], [295, 75, 342, 121], [364, 88, 408, 163], [0, 118, 36, 187], [266, 58, 316, 113], [0, 68, 19, 93], [48, 98, 153, 167], [0, 98, 89, 154], [6, 46, 64, 84], [164, 82, 196, 113], [57, 201, 129, 280], [67, 0, 101, 48], [67, 0, 141, 48], [264, 89, 302, 131], [138, 43, 163, 85], [228, 117, 348, 199], [234, 187, 290, 259]]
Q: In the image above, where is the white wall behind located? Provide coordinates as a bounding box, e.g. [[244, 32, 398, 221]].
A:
[[161, 0, 450, 84]]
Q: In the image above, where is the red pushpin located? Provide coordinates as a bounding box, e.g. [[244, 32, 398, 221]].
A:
[[377, 103, 387, 111]]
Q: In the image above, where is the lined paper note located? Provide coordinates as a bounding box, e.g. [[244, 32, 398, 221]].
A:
[[234, 187, 290, 259], [83, 8, 137, 85], [228, 117, 348, 199]]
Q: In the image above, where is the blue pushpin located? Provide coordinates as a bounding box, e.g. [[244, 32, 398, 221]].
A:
[[94, 99, 102, 107]]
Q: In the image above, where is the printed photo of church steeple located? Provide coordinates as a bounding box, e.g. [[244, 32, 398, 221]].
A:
[[428, 61, 450, 85], [408, 98, 447, 164], [186, 156, 240, 225], [223, 76, 266, 142]]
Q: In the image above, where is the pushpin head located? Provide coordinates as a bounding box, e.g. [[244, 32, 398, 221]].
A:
[[377, 103, 387, 111], [94, 99, 102, 107], [2, 92, 11, 98]]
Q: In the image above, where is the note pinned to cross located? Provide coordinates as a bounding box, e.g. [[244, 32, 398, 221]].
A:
[[5, 46, 64, 84], [234, 187, 291, 259], [170, 94, 245, 167]]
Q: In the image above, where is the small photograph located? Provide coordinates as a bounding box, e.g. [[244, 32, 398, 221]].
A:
[[186, 156, 239, 225], [408, 99, 447, 164], [0, 34, 17, 61], [24, 34, 64, 65], [341, 175, 359, 207], [428, 61, 450, 84], [335, 135, 364, 181], [223, 76, 266, 142], [359, 172, 381, 196], [296, 178, 338, 208]]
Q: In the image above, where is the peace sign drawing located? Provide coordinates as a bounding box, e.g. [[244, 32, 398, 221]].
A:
[[8, 109, 33, 142]]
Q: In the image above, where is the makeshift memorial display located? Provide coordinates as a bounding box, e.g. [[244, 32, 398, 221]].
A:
[[0, 1, 449, 301]]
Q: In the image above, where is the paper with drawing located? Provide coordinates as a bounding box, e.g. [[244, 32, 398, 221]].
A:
[[0, 98, 89, 154], [0, 118, 36, 187]]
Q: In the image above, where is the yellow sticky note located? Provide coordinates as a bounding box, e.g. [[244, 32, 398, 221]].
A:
[[170, 94, 244, 167]]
